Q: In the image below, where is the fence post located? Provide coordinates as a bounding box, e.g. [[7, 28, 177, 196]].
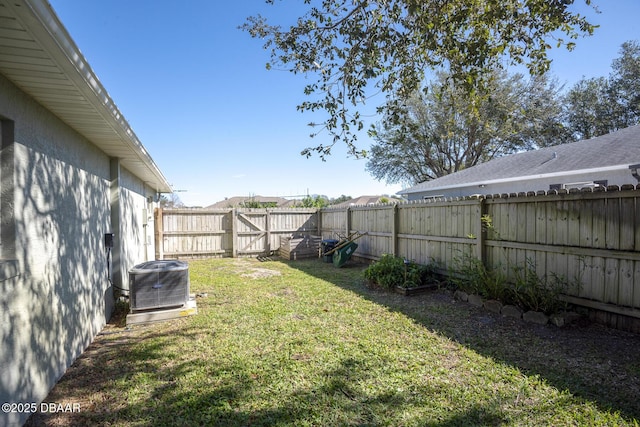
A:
[[392, 203, 399, 256], [346, 206, 352, 237], [265, 209, 271, 255], [317, 208, 322, 238], [475, 198, 485, 264], [231, 208, 237, 258], [154, 207, 163, 260]]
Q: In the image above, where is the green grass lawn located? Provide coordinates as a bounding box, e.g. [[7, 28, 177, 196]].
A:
[[30, 257, 640, 426]]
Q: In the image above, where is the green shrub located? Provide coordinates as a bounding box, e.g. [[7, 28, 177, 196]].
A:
[[364, 255, 439, 289], [364, 254, 405, 289], [403, 262, 439, 288]]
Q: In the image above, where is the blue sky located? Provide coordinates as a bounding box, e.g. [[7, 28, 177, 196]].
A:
[[48, 1, 639, 207]]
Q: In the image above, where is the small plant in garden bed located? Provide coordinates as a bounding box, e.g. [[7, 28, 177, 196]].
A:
[[449, 252, 577, 315], [506, 259, 573, 315], [449, 252, 507, 300], [364, 254, 440, 290]]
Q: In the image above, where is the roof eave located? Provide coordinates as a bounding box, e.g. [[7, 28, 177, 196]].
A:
[[1, 0, 172, 193], [399, 163, 633, 195]]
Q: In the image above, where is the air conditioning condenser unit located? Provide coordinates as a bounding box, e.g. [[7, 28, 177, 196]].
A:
[[129, 260, 190, 311]]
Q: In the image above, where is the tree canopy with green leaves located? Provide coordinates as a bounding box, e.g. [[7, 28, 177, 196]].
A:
[[365, 68, 568, 186], [243, 0, 596, 158], [296, 195, 330, 208], [564, 40, 640, 140]]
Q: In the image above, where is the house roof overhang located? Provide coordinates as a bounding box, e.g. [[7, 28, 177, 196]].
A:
[[0, 0, 172, 193], [398, 164, 631, 195]]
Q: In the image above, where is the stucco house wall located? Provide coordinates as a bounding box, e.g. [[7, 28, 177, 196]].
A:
[[0, 43, 165, 427], [0, 72, 111, 426], [118, 167, 157, 287]]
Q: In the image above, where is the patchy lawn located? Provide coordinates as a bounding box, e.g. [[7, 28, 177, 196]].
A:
[[28, 257, 640, 426]]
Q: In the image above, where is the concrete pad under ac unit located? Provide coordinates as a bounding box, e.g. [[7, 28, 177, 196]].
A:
[[126, 297, 197, 325]]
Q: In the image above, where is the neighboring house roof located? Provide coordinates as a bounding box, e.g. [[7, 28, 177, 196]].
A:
[[207, 196, 296, 208], [399, 124, 640, 196], [331, 195, 400, 208], [0, 0, 171, 193]]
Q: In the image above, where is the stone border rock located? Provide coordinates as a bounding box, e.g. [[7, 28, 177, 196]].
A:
[[453, 291, 581, 327]]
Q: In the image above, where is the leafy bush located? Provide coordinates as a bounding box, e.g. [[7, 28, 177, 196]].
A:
[[364, 254, 439, 289], [403, 262, 439, 289], [364, 254, 405, 289]]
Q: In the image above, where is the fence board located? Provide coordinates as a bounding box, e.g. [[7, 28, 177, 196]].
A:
[[606, 198, 621, 250], [556, 200, 569, 246], [635, 200, 640, 251], [591, 257, 606, 301], [605, 258, 620, 304], [619, 259, 634, 307], [634, 261, 640, 308], [620, 197, 635, 251], [567, 199, 581, 247], [507, 202, 518, 241], [531, 249, 545, 288], [535, 201, 547, 244], [592, 197, 607, 249], [546, 201, 557, 245], [578, 198, 593, 247]]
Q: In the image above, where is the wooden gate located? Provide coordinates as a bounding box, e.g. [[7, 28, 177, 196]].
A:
[[234, 210, 271, 257], [155, 208, 318, 259]]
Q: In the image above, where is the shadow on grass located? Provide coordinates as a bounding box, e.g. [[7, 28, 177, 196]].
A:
[[28, 322, 506, 427], [27, 257, 640, 426], [286, 257, 640, 422]]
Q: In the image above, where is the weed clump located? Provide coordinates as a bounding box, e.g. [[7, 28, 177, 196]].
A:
[[449, 252, 576, 315]]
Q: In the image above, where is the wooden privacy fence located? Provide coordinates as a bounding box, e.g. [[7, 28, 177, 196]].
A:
[[155, 208, 318, 259], [319, 187, 640, 323], [155, 186, 640, 325]]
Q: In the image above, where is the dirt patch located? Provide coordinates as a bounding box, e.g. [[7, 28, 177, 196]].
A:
[[230, 258, 282, 279], [240, 268, 281, 279]]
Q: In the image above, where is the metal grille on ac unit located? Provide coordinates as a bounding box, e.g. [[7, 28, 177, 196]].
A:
[[129, 260, 189, 311]]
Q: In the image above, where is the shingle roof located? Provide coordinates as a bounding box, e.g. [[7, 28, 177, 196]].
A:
[[400, 125, 640, 194], [207, 196, 295, 208], [330, 195, 402, 207], [331, 196, 384, 207]]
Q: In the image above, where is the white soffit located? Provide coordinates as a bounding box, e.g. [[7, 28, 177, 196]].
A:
[[0, 0, 171, 193]]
